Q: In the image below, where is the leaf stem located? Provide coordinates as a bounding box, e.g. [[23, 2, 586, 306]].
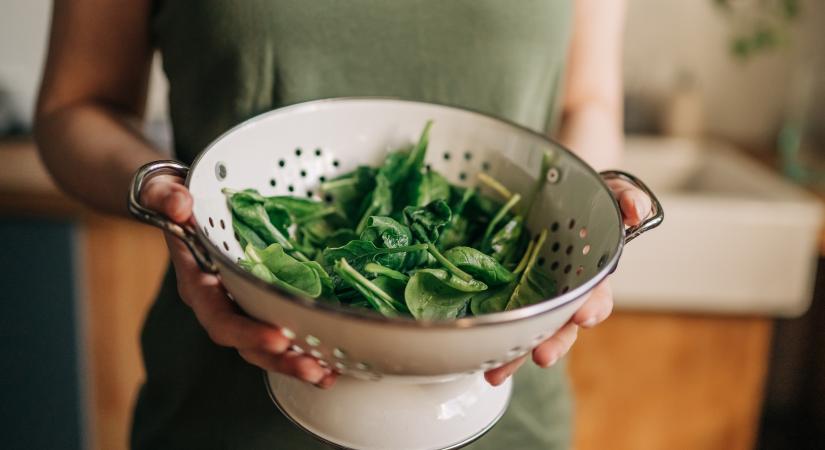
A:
[[481, 193, 521, 246], [364, 262, 409, 282], [477, 172, 513, 199], [335, 258, 405, 312], [513, 238, 536, 275], [295, 207, 337, 225], [522, 150, 554, 220], [426, 243, 473, 283]]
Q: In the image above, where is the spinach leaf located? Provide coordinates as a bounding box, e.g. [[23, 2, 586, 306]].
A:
[[468, 230, 554, 314], [355, 174, 393, 234], [403, 200, 480, 282], [481, 193, 521, 251], [232, 215, 267, 249], [409, 170, 451, 207], [243, 244, 322, 298], [405, 268, 487, 321], [334, 258, 406, 317], [488, 215, 525, 264], [323, 229, 359, 248], [323, 240, 428, 273], [403, 200, 452, 244], [439, 187, 476, 249], [224, 189, 309, 261], [444, 246, 515, 286], [320, 166, 376, 224], [303, 260, 335, 298], [402, 120, 433, 177], [505, 229, 555, 310], [371, 275, 407, 304], [467, 282, 513, 315], [360, 216, 413, 268]]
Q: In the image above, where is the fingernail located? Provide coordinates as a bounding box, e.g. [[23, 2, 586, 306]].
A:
[[306, 371, 324, 384], [543, 354, 559, 368], [580, 317, 597, 328], [635, 200, 646, 220]]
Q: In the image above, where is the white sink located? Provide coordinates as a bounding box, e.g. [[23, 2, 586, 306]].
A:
[[611, 136, 823, 317]]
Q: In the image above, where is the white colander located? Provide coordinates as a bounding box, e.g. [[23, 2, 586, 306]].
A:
[[129, 98, 662, 450]]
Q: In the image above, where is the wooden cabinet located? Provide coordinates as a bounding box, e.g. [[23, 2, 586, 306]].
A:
[[569, 312, 771, 450]]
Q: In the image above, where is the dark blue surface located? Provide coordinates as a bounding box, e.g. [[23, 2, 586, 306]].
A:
[[0, 219, 83, 450]]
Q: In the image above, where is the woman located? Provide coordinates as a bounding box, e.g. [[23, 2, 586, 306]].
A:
[[36, 1, 647, 448]]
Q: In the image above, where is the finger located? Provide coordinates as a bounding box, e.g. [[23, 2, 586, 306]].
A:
[[484, 355, 528, 386], [141, 175, 193, 224], [190, 284, 291, 354], [238, 348, 285, 372], [272, 351, 330, 384], [316, 372, 338, 389], [605, 179, 651, 227], [571, 281, 613, 328], [532, 322, 579, 368]]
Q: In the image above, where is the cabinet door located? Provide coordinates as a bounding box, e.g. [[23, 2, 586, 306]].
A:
[[0, 219, 83, 450]]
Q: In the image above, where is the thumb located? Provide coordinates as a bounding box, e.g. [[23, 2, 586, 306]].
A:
[[140, 174, 193, 224]]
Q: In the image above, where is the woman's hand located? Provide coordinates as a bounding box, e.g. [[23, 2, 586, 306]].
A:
[[141, 175, 337, 389], [484, 180, 651, 386]]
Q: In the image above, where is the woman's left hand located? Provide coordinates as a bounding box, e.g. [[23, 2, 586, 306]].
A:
[[484, 180, 652, 386]]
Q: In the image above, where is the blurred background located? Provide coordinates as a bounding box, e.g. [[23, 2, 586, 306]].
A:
[[1, 1, 824, 449]]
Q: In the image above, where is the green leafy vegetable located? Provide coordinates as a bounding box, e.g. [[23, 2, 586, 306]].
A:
[[324, 240, 428, 273], [227, 121, 560, 319], [364, 262, 410, 282], [232, 215, 267, 249], [244, 244, 322, 297], [405, 268, 487, 320], [334, 258, 406, 317], [444, 246, 515, 286], [469, 230, 555, 315]]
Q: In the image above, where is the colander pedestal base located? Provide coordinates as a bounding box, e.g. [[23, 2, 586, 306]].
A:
[[265, 371, 512, 450]]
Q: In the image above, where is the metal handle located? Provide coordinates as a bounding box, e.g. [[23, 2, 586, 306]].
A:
[[600, 170, 664, 244], [128, 160, 217, 273]]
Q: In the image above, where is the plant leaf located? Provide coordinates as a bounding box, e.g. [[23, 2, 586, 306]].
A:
[[444, 246, 515, 286], [505, 230, 556, 310], [405, 268, 486, 320], [246, 244, 322, 298], [403, 200, 452, 244], [334, 258, 405, 316], [410, 170, 451, 207], [323, 239, 428, 273], [360, 216, 413, 268], [232, 214, 267, 249]]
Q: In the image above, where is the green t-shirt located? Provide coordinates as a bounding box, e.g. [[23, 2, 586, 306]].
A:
[[133, 1, 574, 449]]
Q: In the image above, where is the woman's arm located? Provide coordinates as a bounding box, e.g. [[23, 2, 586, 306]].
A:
[[35, 0, 159, 216], [35, 0, 334, 388], [559, 0, 625, 170], [485, 0, 651, 385]]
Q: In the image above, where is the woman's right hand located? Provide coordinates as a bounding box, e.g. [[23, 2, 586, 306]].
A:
[[141, 174, 337, 388]]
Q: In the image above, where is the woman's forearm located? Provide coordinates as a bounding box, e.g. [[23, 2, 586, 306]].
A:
[[559, 0, 625, 171], [35, 102, 164, 217], [559, 102, 623, 171]]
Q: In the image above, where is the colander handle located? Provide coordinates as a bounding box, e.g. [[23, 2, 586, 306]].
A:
[[128, 160, 217, 273], [600, 170, 664, 244]]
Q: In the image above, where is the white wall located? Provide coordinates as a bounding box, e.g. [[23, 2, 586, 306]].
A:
[[624, 0, 825, 146], [0, 0, 51, 125], [0, 0, 168, 128]]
